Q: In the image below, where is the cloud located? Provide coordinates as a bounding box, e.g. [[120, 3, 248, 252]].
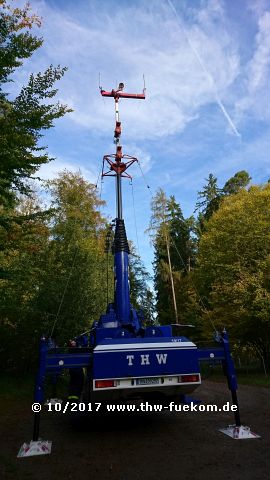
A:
[[37, 158, 96, 184], [248, 11, 270, 93], [122, 144, 152, 176], [21, 0, 241, 141], [247, 0, 270, 17], [235, 9, 270, 121]]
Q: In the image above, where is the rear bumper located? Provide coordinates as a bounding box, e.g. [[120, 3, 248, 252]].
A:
[[91, 373, 201, 402]]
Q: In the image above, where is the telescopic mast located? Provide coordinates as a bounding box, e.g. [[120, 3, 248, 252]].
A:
[[100, 82, 145, 324]]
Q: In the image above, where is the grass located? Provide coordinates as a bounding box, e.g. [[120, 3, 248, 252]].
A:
[[0, 374, 34, 399], [0, 371, 69, 401], [201, 364, 270, 387]]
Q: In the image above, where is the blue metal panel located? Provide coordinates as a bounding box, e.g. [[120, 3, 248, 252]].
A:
[[144, 326, 165, 337], [197, 347, 225, 361], [158, 325, 172, 336], [46, 352, 92, 370], [34, 337, 47, 403], [115, 251, 130, 323], [222, 330, 238, 391], [93, 344, 199, 379], [99, 314, 118, 327], [96, 336, 190, 346], [95, 327, 121, 343]]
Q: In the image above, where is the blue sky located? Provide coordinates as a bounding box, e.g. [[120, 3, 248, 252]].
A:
[[11, 0, 270, 275]]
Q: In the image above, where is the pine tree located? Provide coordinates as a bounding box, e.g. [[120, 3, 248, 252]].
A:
[[167, 195, 196, 273], [129, 242, 154, 322], [223, 170, 251, 195], [195, 173, 222, 231], [148, 190, 197, 324]]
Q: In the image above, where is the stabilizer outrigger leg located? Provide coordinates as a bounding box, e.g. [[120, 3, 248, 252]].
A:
[[218, 330, 260, 439], [197, 329, 260, 439], [18, 337, 52, 457], [18, 335, 93, 457]]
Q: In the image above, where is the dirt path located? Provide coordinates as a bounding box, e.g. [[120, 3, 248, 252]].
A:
[[1, 381, 269, 480]]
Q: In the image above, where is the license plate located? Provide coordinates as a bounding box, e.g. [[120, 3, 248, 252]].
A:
[[136, 377, 160, 385]]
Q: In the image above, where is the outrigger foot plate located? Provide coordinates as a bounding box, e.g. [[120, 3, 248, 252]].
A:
[[17, 440, 52, 457], [219, 425, 260, 439]]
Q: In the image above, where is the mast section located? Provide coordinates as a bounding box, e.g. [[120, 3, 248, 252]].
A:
[[100, 82, 145, 324], [101, 82, 145, 220]]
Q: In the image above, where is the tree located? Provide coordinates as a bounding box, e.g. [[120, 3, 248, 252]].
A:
[[196, 184, 270, 368], [148, 189, 178, 323], [0, 0, 71, 211], [148, 189, 197, 325], [195, 174, 222, 229], [0, 171, 108, 371], [167, 195, 196, 273], [196, 171, 251, 235], [36, 171, 107, 342], [140, 289, 156, 325], [0, 193, 50, 371], [128, 243, 155, 323], [223, 170, 251, 196]]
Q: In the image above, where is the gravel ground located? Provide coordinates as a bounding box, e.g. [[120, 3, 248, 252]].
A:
[[1, 380, 269, 480]]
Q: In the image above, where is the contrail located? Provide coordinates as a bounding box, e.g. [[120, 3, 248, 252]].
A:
[[167, 0, 241, 138]]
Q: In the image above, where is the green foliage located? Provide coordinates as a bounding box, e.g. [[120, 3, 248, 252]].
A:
[[195, 173, 221, 228], [148, 170, 270, 365], [0, 1, 42, 84], [196, 184, 270, 366], [0, 171, 108, 371], [0, 0, 71, 209], [223, 170, 251, 196], [167, 195, 196, 273], [129, 243, 155, 323], [0, 194, 50, 371], [34, 171, 108, 342], [195, 171, 251, 233]]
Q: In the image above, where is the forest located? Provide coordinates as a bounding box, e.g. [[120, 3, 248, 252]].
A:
[[1, 0, 270, 375]]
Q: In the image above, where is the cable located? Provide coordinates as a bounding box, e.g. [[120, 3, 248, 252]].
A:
[[95, 162, 103, 190], [137, 161, 153, 198], [99, 178, 104, 214], [130, 180, 141, 257], [50, 248, 79, 337]]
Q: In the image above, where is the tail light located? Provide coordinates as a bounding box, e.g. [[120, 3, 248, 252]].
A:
[[95, 379, 116, 388], [178, 374, 200, 383]]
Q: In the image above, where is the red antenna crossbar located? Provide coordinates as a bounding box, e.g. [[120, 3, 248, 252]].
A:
[[101, 90, 145, 100], [100, 80, 145, 100]]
